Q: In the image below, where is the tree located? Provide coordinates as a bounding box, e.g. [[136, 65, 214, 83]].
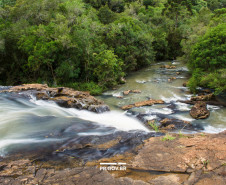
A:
[[188, 23, 226, 93]]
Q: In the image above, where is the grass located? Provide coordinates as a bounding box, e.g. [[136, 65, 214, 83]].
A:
[[148, 121, 159, 132], [161, 134, 176, 141]]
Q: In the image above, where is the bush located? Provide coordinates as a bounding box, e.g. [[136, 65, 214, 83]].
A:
[[66, 82, 103, 95]]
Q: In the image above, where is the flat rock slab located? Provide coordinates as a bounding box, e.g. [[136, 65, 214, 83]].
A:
[[132, 131, 226, 173], [121, 99, 164, 110]]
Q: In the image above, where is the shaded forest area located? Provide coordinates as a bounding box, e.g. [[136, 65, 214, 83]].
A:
[[0, 0, 225, 94]]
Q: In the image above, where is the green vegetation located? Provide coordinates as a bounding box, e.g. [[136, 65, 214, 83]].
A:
[[0, 0, 225, 94], [161, 134, 176, 141], [148, 120, 159, 132]]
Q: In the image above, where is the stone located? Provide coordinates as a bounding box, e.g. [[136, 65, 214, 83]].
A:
[[191, 93, 214, 101], [121, 99, 164, 110], [190, 101, 210, 119], [176, 72, 180, 75], [131, 89, 141, 93], [183, 82, 187, 87], [132, 131, 226, 173], [123, 90, 131, 95], [168, 77, 176, 82], [159, 118, 193, 131], [123, 89, 141, 95], [160, 65, 176, 69]]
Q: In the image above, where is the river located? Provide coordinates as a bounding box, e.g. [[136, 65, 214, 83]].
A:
[[0, 61, 225, 159]]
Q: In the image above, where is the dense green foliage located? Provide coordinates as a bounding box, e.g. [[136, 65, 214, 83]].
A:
[[0, 0, 225, 94]]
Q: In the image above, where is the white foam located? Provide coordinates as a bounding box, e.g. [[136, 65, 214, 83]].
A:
[[66, 109, 149, 132], [207, 105, 220, 110], [148, 107, 173, 115], [136, 80, 147, 84], [173, 114, 195, 122], [161, 92, 187, 103], [30, 99, 149, 132], [112, 92, 122, 97], [203, 125, 226, 133], [175, 102, 191, 111]]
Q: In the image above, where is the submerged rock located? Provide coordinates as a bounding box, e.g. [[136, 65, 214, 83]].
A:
[[190, 101, 210, 119], [0, 84, 110, 113]]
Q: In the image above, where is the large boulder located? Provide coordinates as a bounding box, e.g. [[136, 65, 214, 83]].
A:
[[190, 101, 210, 119]]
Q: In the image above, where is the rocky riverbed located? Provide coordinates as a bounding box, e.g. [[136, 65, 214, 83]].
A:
[[0, 131, 225, 185]]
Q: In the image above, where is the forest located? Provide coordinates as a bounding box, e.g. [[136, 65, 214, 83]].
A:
[[0, 0, 225, 95]]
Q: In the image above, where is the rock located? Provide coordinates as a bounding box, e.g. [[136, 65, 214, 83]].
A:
[[134, 100, 155, 107], [1, 84, 110, 113], [0, 132, 226, 185], [131, 90, 141, 93], [191, 93, 214, 101], [159, 118, 193, 130], [183, 82, 187, 87], [132, 131, 226, 173], [176, 72, 180, 75], [116, 96, 123, 99], [190, 101, 210, 119], [123, 90, 141, 95], [121, 99, 164, 110], [168, 77, 176, 82], [121, 104, 135, 110], [123, 90, 131, 95], [160, 65, 176, 69], [120, 77, 126, 84]]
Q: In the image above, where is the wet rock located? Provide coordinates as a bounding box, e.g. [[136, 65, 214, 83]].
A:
[[183, 82, 187, 87], [159, 118, 194, 131], [131, 90, 142, 93], [190, 101, 210, 119], [0, 84, 110, 113], [149, 174, 181, 185], [168, 77, 176, 82], [160, 65, 176, 69], [88, 105, 110, 113], [121, 104, 135, 110], [120, 77, 127, 84], [191, 93, 214, 101], [121, 99, 165, 110], [123, 90, 131, 95], [116, 96, 123, 99], [123, 90, 141, 95], [176, 72, 181, 75]]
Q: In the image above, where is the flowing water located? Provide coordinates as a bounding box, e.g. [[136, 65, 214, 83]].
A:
[[99, 61, 226, 133], [0, 92, 150, 158], [0, 61, 225, 159]]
